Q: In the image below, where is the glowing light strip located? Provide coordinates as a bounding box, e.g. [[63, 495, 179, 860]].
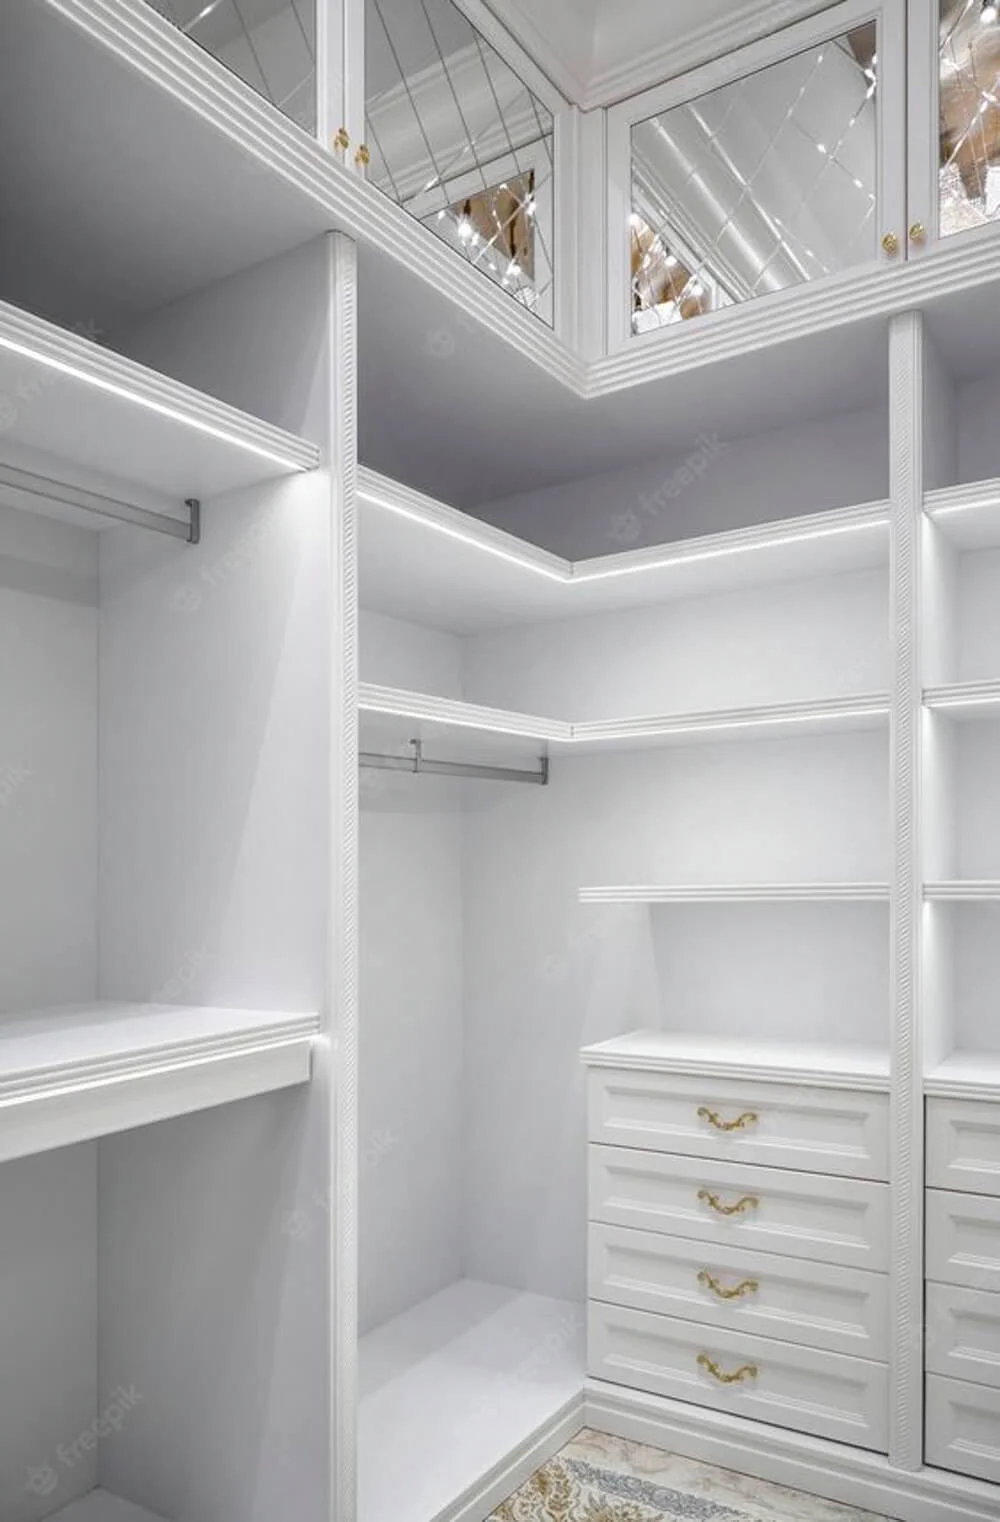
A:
[[359, 689, 890, 745], [362, 487, 888, 586], [0, 334, 314, 473], [924, 685, 1000, 712]]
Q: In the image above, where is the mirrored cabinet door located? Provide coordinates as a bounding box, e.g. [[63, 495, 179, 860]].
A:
[[606, 0, 906, 346], [907, 0, 1000, 258]]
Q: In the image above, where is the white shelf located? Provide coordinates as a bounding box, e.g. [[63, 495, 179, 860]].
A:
[[46, 1491, 166, 1522], [359, 684, 890, 761], [0, 1002, 320, 1164], [926, 1051, 1000, 1102], [923, 882, 1000, 901], [580, 1030, 890, 1091], [0, 300, 319, 507], [926, 478, 1000, 550], [359, 1280, 584, 1522], [360, 468, 890, 634], [579, 883, 891, 904], [924, 680, 1000, 719]]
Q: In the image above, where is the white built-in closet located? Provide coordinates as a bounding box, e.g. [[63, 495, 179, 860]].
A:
[[0, 223, 350, 1522]]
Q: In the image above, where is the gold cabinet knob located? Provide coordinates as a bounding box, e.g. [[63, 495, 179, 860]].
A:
[[698, 1107, 758, 1133], [697, 1353, 758, 1385], [698, 1270, 760, 1301], [355, 144, 371, 168], [909, 221, 927, 245], [332, 127, 350, 153], [881, 231, 900, 256]]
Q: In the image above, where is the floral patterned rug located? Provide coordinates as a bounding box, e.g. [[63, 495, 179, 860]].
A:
[[488, 1430, 887, 1522]]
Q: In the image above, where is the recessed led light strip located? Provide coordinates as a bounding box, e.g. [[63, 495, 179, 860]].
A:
[[359, 470, 890, 587], [358, 686, 891, 747], [0, 305, 319, 474], [579, 883, 891, 903]]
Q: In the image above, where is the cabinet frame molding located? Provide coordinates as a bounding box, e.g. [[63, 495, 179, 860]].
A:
[[603, 0, 908, 354]]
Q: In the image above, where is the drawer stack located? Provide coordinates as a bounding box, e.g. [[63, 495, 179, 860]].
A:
[[585, 1055, 891, 1451], [925, 1097, 1000, 1483]]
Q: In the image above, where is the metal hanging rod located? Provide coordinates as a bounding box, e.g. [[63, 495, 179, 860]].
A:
[[0, 461, 201, 544], [360, 740, 549, 786]]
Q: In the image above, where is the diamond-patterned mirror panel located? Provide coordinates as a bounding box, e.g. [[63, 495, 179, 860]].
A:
[[146, 0, 316, 133], [366, 0, 555, 324], [630, 24, 878, 334], [940, 0, 1000, 237]]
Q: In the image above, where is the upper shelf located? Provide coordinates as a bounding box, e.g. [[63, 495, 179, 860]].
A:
[[359, 468, 890, 634], [926, 1050, 1000, 1103], [580, 1030, 890, 1092], [0, 300, 319, 509], [0, 1001, 320, 1164], [359, 684, 890, 761]]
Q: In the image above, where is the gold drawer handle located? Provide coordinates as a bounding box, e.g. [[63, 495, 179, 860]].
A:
[[698, 1107, 758, 1132], [698, 1189, 759, 1217], [697, 1353, 758, 1385], [698, 1270, 759, 1300]]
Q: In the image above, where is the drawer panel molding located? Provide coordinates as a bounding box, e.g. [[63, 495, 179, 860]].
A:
[[588, 1069, 889, 1181], [589, 1145, 889, 1271], [927, 1099, 1000, 1198], [589, 1222, 889, 1359], [926, 1189, 1000, 1294], [927, 1283, 1000, 1392], [589, 1300, 888, 1452], [926, 1374, 1000, 1485]]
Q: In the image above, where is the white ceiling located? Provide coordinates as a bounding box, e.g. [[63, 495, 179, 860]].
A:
[[484, 0, 839, 105]]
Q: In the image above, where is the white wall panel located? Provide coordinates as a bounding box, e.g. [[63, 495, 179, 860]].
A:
[[360, 608, 464, 696], [0, 507, 97, 1011], [464, 569, 888, 719], [478, 406, 888, 561]]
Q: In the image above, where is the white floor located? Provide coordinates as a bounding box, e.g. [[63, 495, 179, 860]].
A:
[[48, 1491, 165, 1522], [359, 1279, 586, 1522]]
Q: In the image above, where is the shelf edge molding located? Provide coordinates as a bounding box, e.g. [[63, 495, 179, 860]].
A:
[[578, 884, 892, 903], [923, 882, 1000, 901], [0, 1006, 321, 1165], [924, 680, 1000, 715]]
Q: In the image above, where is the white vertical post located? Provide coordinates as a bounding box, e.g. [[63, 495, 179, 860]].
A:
[[328, 229, 359, 1522], [888, 309, 925, 1471], [553, 103, 580, 348], [317, 0, 366, 161], [578, 108, 608, 360]]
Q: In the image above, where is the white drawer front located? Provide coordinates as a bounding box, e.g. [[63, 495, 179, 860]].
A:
[[927, 1098, 1000, 1197], [926, 1189, 1000, 1294], [589, 1222, 888, 1360], [927, 1282, 1000, 1391], [926, 1374, 1000, 1483], [589, 1145, 889, 1272], [588, 1069, 889, 1181], [589, 1300, 888, 1453]]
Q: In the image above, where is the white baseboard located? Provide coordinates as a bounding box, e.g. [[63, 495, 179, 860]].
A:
[[585, 1380, 1000, 1522], [435, 1395, 586, 1522]]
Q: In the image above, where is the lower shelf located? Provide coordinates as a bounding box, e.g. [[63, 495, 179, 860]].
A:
[[359, 1279, 585, 1522], [47, 1490, 166, 1522]]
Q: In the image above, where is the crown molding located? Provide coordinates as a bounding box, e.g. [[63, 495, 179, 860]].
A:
[[474, 0, 592, 107], [581, 0, 838, 109]]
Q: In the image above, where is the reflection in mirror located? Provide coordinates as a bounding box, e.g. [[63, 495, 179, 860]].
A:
[[366, 0, 555, 323], [940, 0, 1000, 237], [630, 25, 878, 334], [146, 0, 316, 132]]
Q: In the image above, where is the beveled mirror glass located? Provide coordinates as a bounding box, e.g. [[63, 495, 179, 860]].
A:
[[939, 0, 1000, 238], [366, 0, 555, 323], [629, 23, 878, 333], [146, 0, 316, 132]]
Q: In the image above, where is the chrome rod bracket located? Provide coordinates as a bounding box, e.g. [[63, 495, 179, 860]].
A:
[[186, 498, 202, 545]]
